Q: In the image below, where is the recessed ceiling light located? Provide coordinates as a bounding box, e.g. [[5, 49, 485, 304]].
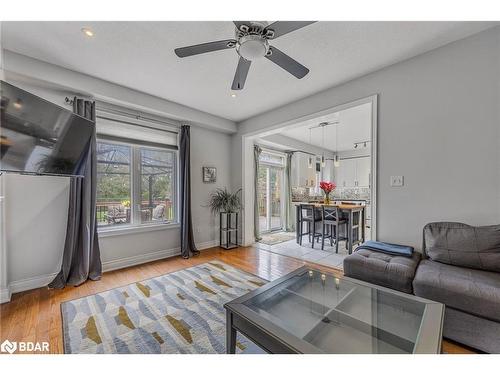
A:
[[13, 99, 23, 110], [230, 93, 237, 98], [81, 28, 94, 37]]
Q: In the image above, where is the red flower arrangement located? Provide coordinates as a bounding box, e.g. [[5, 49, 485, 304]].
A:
[[319, 181, 336, 194]]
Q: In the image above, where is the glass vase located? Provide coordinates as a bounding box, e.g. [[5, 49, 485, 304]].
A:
[[324, 192, 330, 204]]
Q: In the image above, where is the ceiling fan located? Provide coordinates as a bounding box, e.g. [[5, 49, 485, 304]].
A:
[[174, 21, 316, 90]]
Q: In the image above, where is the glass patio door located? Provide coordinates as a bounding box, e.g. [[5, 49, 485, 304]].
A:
[[258, 164, 284, 233]]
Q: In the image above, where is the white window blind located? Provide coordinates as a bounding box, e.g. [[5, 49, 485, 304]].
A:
[[96, 113, 178, 149]]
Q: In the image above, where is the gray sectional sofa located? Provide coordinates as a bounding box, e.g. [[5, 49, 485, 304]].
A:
[[344, 222, 500, 353]]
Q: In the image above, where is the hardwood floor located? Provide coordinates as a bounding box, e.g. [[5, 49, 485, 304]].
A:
[[0, 246, 474, 354]]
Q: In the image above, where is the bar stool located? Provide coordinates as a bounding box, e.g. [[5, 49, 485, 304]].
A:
[[321, 205, 348, 253], [298, 204, 322, 248]]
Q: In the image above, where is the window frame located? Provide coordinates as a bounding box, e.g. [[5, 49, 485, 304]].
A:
[[96, 136, 179, 236]]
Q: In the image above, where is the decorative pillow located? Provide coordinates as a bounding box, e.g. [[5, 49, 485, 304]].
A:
[[423, 222, 500, 272]]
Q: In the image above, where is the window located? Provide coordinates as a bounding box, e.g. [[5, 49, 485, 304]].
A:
[[96, 139, 177, 230], [259, 152, 285, 167]]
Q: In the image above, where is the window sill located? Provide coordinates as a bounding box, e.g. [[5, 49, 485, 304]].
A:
[[98, 222, 180, 238]]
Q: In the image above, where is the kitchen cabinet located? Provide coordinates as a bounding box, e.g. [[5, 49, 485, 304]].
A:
[[356, 157, 371, 187], [292, 153, 316, 187], [336, 156, 371, 188], [291, 153, 336, 190], [342, 159, 357, 187]]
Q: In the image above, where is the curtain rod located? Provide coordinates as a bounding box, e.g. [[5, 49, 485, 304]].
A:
[[258, 144, 368, 160], [291, 150, 316, 156], [326, 155, 370, 161], [256, 144, 315, 156], [65, 96, 179, 134]]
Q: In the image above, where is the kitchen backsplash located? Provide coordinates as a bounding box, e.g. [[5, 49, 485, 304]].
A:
[[292, 186, 370, 201]]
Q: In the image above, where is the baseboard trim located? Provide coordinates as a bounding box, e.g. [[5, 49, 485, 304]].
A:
[[102, 247, 181, 272], [0, 286, 11, 304], [102, 240, 217, 272], [9, 272, 58, 295], [2, 240, 219, 303], [197, 240, 218, 251]]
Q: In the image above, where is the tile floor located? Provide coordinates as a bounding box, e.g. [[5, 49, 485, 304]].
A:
[[256, 235, 354, 270]]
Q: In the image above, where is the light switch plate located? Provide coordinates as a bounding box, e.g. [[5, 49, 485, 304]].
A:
[[390, 175, 404, 187]]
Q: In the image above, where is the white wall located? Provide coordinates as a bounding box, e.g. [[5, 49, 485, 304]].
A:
[[234, 26, 500, 250], [0, 67, 234, 300], [2, 174, 69, 284]]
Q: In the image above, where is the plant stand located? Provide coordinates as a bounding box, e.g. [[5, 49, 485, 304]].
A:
[[219, 212, 239, 250]]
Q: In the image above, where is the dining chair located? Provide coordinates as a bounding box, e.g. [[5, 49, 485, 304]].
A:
[[298, 204, 322, 248], [321, 205, 348, 252]]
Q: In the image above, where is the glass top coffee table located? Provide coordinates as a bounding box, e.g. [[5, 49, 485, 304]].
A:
[[224, 266, 444, 354]]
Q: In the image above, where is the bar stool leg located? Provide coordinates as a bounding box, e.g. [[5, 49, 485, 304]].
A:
[[311, 221, 315, 249], [299, 220, 303, 246], [321, 222, 325, 251]]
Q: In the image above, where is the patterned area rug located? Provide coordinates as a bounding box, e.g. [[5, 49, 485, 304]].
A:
[[61, 261, 267, 354], [259, 231, 296, 245]]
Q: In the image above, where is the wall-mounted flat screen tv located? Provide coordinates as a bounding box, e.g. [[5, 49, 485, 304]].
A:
[[0, 81, 94, 176]]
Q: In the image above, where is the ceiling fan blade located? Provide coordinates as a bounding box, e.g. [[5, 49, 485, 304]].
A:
[[231, 57, 251, 90], [174, 39, 236, 58], [233, 21, 251, 31], [265, 47, 309, 79], [264, 21, 316, 39]]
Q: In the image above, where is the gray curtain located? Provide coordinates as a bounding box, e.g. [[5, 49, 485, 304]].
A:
[[49, 98, 102, 288], [253, 145, 262, 241], [284, 151, 294, 232], [179, 125, 199, 259]]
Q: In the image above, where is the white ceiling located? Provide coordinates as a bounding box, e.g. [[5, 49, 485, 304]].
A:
[[278, 102, 372, 152], [1, 21, 497, 122]]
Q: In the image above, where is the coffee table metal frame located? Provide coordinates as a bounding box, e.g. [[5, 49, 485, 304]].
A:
[[224, 266, 444, 354]]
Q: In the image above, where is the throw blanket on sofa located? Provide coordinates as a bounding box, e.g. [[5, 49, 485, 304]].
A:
[[356, 240, 414, 257]]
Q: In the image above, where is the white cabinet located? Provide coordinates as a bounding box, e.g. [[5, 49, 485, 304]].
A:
[[342, 159, 357, 187], [336, 157, 371, 188], [292, 153, 316, 187], [356, 157, 371, 187]]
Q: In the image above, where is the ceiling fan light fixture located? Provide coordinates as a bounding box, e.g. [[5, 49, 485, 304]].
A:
[[174, 21, 315, 90], [236, 35, 269, 61]]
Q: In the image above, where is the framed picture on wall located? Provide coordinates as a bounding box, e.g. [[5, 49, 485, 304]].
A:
[[202, 167, 217, 183]]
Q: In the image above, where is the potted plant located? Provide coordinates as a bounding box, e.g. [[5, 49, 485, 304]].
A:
[[207, 188, 242, 249], [207, 188, 242, 214], [319, 181, 336, 204]]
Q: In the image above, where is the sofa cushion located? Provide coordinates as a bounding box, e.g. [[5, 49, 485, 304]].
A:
[[413, 260, 500, 322], [423, 222, 500, 272], [343, 249, 421, 294]]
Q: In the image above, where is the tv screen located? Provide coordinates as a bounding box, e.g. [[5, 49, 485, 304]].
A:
[[0, 81, 94, 176]]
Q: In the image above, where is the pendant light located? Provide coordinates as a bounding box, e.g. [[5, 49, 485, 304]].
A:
[[334, 123, 340, 167], [308, 128, 313, 168], [321, 125, 326, 167]]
